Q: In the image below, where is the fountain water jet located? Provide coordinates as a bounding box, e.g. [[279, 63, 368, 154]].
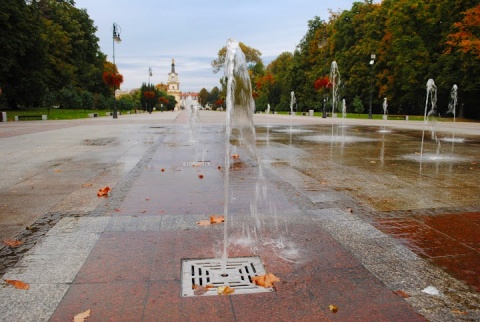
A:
[[329, 61, 341, 116], [223, 39, 262, 270], [290, 91, 296, 115], [420, 79, 440, 160], [441, 84, 465, 144]]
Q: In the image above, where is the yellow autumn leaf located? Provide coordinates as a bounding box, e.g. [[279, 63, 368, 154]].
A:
[[73, 309, 91, 322], [217, 286, 235, 295], [329, 304, 338, 313]]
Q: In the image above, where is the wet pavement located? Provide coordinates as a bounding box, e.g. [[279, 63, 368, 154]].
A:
[[0, 111, 479, 321]]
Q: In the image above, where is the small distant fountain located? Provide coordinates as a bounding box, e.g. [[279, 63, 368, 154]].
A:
[[290, 91, 296, 115], [382, 98, 388, 119], [420, 79, 440, 159], [442, 84, 465, 144], [378, 98, 391, 133], [447, 84, 458, 118], [266, 103, 270, 114], [342, 99, 347, 119], [329, 61, 341, 117]]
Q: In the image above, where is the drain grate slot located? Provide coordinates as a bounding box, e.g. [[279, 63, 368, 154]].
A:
[[181, 257, 275, 297], [182, 161, 211, 167]]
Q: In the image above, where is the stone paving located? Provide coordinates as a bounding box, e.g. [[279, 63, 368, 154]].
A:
[[0, 111, 479, 321]]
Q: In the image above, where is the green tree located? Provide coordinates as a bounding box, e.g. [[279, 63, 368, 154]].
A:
[[198, 88, 208, 107]]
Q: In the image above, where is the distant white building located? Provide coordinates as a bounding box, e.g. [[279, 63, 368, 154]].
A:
[[180, 92, 200, 110]]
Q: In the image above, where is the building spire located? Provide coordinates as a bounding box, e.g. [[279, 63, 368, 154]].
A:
[[171, 59, 175, 74]]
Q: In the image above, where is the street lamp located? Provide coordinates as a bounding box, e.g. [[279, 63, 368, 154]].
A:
[[112, 23, 121, 119], [368, 54, 376, 119]]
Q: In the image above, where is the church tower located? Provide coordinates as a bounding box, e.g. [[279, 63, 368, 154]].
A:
[[167, 59, 181, 109]]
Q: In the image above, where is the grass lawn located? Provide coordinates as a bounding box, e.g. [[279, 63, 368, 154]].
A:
[[1, 108, 126, 121]]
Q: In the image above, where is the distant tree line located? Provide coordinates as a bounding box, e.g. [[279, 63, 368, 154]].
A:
[[0, 0, 115, 109], [206, 0, 479, 119]]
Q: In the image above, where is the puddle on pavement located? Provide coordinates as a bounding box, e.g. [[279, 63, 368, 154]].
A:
[[256, 124, 480, 212], [256, 124, 480, 292]]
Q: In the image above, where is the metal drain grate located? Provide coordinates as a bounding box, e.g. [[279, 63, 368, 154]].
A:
[[181, 257, 275, 297], [182, 161, 211, 167]]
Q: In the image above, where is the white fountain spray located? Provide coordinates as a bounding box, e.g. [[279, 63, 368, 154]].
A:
[[329, 61, 341, 116], [290, 91, 296, 115], [447, 84, 458, 119], [382, 97, 388, 117], [342, 99, 347, 119], [266, 103, 270, 114], [421, 79, 440, 159], [223, 39, 260, 269]]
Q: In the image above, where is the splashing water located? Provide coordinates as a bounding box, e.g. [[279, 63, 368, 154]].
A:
[[266, 103, 270, 114], [223, 39, 261, 268], [421, 79, 440, 159], [329, 61, 341, 115], [447, 84, 458, 119], [382, 97, 388, 116], [290, 91, 296, 115], [342, 99, 347, 119]]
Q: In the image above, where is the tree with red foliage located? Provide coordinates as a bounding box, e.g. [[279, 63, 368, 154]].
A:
[[102, 72, 124, 89]]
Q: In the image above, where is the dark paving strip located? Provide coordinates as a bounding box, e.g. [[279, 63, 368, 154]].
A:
[[0, 212, 81, 277], [0, 134, 164, 277]]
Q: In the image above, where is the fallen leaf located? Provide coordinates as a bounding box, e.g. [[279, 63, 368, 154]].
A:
[[73, 309, 91, 322], [81, 183, 93, 188], [370, 160, 376, 164], [196, 220, 211, 226], [231, 154, 240, 159], [217, 286, 235, 295], [198, 174, 204, 179], [193, 284, 215, 295], [145, 198, 150, 201], [217, 166, 222, 170], [210, 215, 224, 224], [114, 208, 121, 212], [55, 169, 62, 173], [452, 309, 467, 315], [161, 168, 165, 172], [394, 290, 410, 298], [251, 273, 280, 288], [4, 279, 30, 290], [97, 186, 111, 197], [3, 239, 23, 247], [346, 208, 353, 213], [329, 304, 338, 313], [321, 181, 328, 185]]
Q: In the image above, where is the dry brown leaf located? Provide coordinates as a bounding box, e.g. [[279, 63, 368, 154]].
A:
[[196, 220, 211, 226], [329, 304, 338, 313], [251, 273, 280, 288], [217, 286, 235, 295], [4, 279, 30, 290], [346, 208, 353, 213], [55, 169, 62, 173], [73, 309, 91, 322], [198, 174, 204, 179], [161, 168, 165, 172], [193, 284, 215, 295], [217, 166, 222, 170], [3, 239, 23, 247], [210, 215, 224, 224], [452, 309, 467, 315], [394, 290, 410, 298], [231, 154, 240, 159], [81, 183, 93, 188], [97, 186, 111, 197]]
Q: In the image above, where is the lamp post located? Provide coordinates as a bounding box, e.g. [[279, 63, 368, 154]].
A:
[[368, 54, 375, 119], [112, 23, 121, 119]]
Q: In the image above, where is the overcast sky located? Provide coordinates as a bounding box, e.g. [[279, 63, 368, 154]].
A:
[[75, 0, 363, 92]]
